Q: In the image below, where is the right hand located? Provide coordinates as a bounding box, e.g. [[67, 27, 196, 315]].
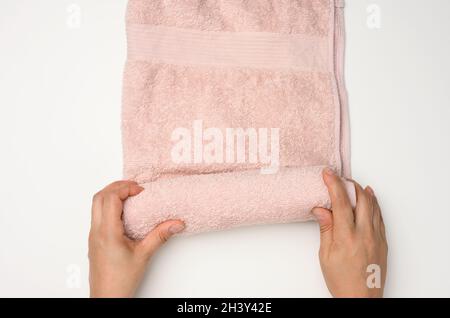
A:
[[312, 168, 388, 298]]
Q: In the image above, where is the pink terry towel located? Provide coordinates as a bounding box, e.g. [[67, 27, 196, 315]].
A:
[[122, 0, 353, 239]]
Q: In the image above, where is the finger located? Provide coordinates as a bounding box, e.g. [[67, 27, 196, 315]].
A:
[[322, 168, 354, 235], [372, 193, 386, 241], [137, 220, 185, 259], [91, 181, 137, 228], [102, 183, 144, 228], [380, 212, 386, 242], [312, 207, 333, 252], [91, 191, 103, 230], [92, 180, 139, 227], [349, 180, 374, 231], [102, 180, 140, 193], [380, 219, 387, 243]]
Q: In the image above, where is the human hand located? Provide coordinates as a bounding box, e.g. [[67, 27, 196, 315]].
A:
[[312, 168, 388, 298], [88, 180, 185, 298]]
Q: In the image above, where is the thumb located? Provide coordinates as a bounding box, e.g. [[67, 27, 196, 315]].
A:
[[312, 207, 333, 249], [137, 220, 185, 258]]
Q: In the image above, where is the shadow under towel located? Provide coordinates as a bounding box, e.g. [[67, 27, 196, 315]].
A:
[[122, 0, 353, 239]]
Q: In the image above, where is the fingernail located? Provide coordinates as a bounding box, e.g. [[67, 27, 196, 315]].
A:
[[136, 186, 145, 193], [168, 223, 185, 234], [366, 186, 375, 196], [323, 167, 335, 176]]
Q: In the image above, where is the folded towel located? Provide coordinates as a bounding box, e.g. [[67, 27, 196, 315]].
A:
[[122, 0, 353, 239]]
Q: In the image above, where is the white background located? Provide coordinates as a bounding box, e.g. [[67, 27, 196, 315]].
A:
[[1, 0, 449, 297]]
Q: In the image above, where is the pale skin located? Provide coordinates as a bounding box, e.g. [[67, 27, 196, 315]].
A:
[[312, 168, 388, 297], [89, 168, 387, 298], [88, 181, 185, 298]]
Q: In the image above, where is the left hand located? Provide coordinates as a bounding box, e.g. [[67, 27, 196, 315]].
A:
[[88, 180, 185, 298]]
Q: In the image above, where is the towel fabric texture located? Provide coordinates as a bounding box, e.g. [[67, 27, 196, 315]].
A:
[[122, 0, 353, 239]]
